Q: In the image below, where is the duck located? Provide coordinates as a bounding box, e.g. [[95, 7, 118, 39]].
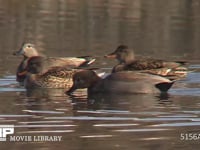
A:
[[23, 56, 102, 90], [24, 66, 78, 89], [13, 43, 96, 85], [66, 70, 174, 95], [104, 45, 188, 79]]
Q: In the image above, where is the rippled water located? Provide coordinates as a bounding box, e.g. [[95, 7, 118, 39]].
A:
[[1, 0, 200, 150], [0, 66, 200, 149]]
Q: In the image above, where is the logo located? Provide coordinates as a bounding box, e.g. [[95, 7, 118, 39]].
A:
[[0, 125, 14, 141], [0, 125, 62, 142]]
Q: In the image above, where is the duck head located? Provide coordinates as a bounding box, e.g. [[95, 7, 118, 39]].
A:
[[66, 70, 101, 94], [13, 43, 39, 58], [105, 45, 135, 64]]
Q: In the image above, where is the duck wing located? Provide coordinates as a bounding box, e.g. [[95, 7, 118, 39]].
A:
[[127, 59, 164, 70]]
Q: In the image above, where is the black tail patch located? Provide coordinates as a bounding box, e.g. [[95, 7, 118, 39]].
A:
[[155, 82, 175, 92], [175, 61, 188, 65], [77, 56, 96, 67]]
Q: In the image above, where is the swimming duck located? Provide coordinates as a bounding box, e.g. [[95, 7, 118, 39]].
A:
[[13, 43, 95, 85], [23, 57, 102, 89], [66, 70, 174, 95], [105, 45, 188, 79]]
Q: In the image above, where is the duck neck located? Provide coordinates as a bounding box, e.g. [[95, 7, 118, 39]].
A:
[[124, 54, 135, 64], [25, 50, 39, 58], [112, 64, 126, 73], [88, 76, 102, 94], [24, 73, 37, 89]]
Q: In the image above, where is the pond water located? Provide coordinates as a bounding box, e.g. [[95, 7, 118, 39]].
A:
[[0, 0, 200, 150]]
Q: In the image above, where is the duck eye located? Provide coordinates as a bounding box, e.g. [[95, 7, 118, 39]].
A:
[[123, 50, 127, 53]]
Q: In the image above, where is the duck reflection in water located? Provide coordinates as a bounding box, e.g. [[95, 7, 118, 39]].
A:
[[68, 91, 171, 111]]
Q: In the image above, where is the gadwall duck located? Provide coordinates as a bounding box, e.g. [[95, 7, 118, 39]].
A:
[[105, 45, 188, 79], [66, 70, 174, 95], [13, 43, 95, 85]]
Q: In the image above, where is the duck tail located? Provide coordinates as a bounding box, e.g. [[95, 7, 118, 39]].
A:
[[77, 56, 96, 67], [175, 61, 188, 66], [155, 82, 175, 92]]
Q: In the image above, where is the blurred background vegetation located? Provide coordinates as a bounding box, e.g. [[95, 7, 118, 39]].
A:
[[0, 0, 199, 74]]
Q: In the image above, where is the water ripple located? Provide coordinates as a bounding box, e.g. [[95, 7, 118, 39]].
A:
[[94, 123, 138, 127], [80, 135, 113, 138], [45, 116, 138, 121], [0, 114, 34, 118], [19, 120, 72, 124], [77, 110, 171, 115], [170, 88, 200, 96], [19, 130, 74, 134], [23, 110, 65, 114], [153, 122, 200, 127], [15, 124, 76, 128], [114, 128, 171, 132]]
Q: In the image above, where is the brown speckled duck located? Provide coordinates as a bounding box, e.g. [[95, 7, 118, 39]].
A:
[[13, 43, 96, 85], [23, 57, 101, 90], [66, 70, 174, 95], [25, 66, 78, 89], [105, 45, 188, 80]]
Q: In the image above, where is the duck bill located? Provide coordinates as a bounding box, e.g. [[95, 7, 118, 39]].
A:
[[13, 49, 24, 56], [66, 85, 77, 95], [104, 52, 117, 59]]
